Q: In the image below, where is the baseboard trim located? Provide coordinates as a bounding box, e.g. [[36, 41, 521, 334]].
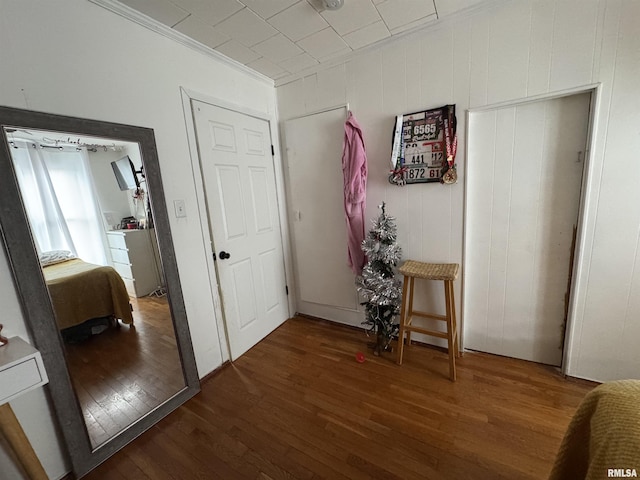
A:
[[199, 361, 231, 384]]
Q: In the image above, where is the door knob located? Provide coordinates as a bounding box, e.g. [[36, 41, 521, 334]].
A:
[[219, 251, 231, 260]]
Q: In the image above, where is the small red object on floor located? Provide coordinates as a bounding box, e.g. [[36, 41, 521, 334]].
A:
[[355, 352, 365, 363]]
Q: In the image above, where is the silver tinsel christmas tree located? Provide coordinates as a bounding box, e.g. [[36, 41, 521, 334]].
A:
[[356, 203, 403, 355]]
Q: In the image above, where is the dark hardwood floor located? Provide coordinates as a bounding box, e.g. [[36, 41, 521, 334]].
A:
[[83, 316, 596, 479], [64, 295, 184, 448]]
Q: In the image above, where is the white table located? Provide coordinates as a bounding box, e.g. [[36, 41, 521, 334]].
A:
[[0, 336, 49, 480]]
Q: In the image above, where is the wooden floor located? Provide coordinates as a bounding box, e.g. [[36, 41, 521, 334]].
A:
[[83, 316, 596, 480], [64, 295, 184, 448]]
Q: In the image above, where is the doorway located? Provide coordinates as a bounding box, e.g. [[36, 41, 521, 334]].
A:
[[464, 92, 592, 366], [191, 100, 290, 360]]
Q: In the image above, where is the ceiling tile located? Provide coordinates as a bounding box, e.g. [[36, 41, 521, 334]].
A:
[[215, 40, 262, 64], [375, 0, 436, 31], [113, 0, 492, 81], [317, 46, 352, 62], [216, 8, 278, 46], [247, 57, 286, 77], [306, 0, 325, 12], [170, 0, 245, 25], [118, 0, 189, 26], [434, 0, 485, 16], [342, 20, 390, 50], [241, 0, 299, 19], [173, 16, 230, 49], [278, 53, 319, 73], [296, 27, 350, 59], [320, 0, 381, 35], [268, 1, 328, 42], [389, 13, 437, 34], [252, 34, 304, 63]]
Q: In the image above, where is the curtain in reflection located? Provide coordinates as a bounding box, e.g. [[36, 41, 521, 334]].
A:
[[11, 141, 108, 265]]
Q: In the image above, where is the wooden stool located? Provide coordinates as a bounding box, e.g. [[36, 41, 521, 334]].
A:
[[396, 261, 461, 381]]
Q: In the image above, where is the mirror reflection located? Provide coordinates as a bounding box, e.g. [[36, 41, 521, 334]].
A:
[[4, 127, 185, 449]]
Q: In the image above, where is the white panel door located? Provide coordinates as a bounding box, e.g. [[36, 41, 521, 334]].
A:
[[284, 108, 359, 312], [465, 93, 591, 366], [193, 101, 289, 360]]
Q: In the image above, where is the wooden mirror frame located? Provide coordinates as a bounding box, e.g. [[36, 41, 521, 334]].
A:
[[0, 106, 200, 477]]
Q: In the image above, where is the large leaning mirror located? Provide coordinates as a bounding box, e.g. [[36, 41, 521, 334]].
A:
[[0, 106, 200, 477]]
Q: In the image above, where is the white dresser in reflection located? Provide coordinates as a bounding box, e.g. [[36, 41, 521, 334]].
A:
[[106, 229, 161, 298]]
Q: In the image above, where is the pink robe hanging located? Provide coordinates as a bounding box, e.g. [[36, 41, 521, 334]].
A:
[[342, 111, 368, 275]]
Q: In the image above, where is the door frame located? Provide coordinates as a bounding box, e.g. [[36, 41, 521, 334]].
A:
[[180, 87, 295, 363], [462, 83, 602, 374]]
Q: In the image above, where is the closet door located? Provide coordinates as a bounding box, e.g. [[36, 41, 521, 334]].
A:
[[284, 107, 360, 320], [464, 93, 591, 366]]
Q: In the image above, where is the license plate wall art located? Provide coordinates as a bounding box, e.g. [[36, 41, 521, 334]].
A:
[[389, 104, 457, 186]]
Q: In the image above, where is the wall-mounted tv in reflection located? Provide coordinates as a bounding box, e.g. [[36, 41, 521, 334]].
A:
[[111, 155, 140, 191]]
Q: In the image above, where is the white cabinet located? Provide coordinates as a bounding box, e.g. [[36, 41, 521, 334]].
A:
[[0, 337, 48, 405], [106, 229, 161, 298]]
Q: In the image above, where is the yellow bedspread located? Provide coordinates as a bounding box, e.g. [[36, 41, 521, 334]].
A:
[[43, 259, 133, 330], [549, 380, 640, 480]]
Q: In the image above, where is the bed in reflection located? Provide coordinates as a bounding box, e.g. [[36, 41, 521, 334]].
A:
[[41, 251, 133, 331]]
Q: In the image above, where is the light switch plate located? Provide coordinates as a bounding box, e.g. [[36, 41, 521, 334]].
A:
[[174, 200, 187, 218]]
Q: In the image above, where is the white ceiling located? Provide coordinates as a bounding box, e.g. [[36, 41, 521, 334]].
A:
[[116, 0, 486, 81]]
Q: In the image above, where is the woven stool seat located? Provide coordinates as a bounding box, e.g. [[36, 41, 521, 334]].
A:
[[399, 261, 459, 281], [397, 260, 461, 381]]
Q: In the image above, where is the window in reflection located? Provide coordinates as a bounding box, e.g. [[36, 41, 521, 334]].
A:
[[11, 140, 107, 264]]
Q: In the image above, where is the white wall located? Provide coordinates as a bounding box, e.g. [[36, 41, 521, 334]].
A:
[[0, 0, 276, 477], [277, 0, 640, 383]]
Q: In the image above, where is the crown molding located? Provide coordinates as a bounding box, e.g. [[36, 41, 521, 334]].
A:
[[274, 0, 509, 87], [88, 0, 274, 87]]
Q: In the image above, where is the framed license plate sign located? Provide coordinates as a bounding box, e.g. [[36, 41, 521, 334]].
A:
[[389, 104, 457, 186]]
